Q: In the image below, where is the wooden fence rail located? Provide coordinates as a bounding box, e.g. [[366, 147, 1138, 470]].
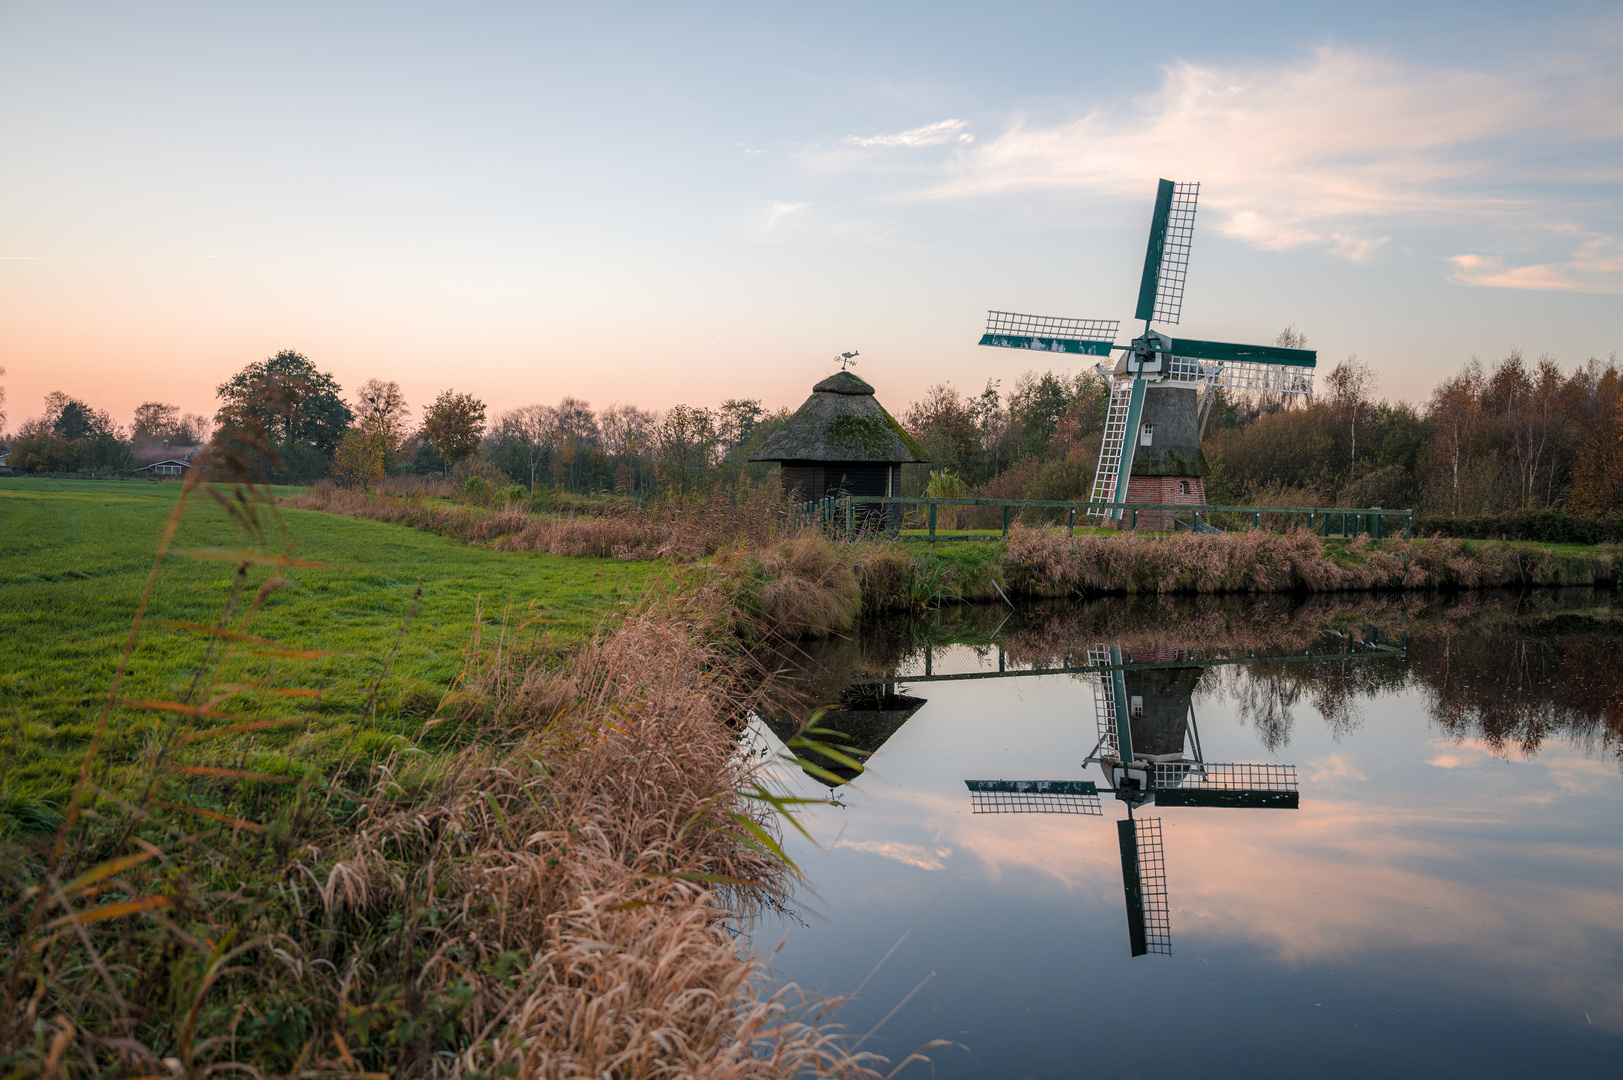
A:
[[800, 496, 1413, 543]]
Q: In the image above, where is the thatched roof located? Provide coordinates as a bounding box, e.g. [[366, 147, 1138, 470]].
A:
[[749, 372, 928, 464]]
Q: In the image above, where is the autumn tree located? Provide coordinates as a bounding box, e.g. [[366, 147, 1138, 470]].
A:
[[1568, 366, 1623, 515], [8, 392, 127, 472], [420, 390, 487, 476], [333, 426, 390, 489]]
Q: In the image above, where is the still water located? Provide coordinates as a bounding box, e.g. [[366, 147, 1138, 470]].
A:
[[747, 592, 1623, 1078]]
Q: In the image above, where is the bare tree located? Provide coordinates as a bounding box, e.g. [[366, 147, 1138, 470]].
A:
[[1324, 355, 1377, 468], [493, 404, 556, 491], [601, 403, 659, 494], [352, 379, 412, 452], [1273, 325, 1308, 350], [1427, 360, 1484, 516], [600, 403, 658, 457]]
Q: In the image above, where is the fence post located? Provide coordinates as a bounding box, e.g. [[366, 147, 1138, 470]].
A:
[[1253, 511, 1261, 530], [845, 498, 854, 539], [1068, 506, 1075, 536], [1003, 505, 1011, 537], [1131, 508, 1138, 531], [928, 502, 937, 544], [1406, 513, 1413, 539]]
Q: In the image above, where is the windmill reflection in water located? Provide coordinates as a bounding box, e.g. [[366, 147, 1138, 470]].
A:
[[759, 626, 1402, 956], [950, 637, 1401, 957]]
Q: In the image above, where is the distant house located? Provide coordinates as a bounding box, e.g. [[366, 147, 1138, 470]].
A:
[[132, 444, 201, 477]]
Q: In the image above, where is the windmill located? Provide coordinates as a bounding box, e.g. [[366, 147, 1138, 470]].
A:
[[976, 180, 1318, 526], [966, 645, 1300, 956]]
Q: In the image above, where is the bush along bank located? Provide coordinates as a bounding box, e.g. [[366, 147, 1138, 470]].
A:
[[1413, 509, 1623, 545], [998, 524, 1620, 597]]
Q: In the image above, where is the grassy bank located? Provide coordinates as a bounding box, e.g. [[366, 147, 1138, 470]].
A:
[[0, 479, 658, 825], [278, 485, 1622, 645], [2, 476, 883, 1076]]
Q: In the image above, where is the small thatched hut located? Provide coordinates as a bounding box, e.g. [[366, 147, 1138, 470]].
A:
[[749, 371, 928, 502]]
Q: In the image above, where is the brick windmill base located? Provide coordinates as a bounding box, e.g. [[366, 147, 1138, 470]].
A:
[[1123, 475, 1206, 530]]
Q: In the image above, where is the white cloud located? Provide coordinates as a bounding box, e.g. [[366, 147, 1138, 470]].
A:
[[1449, 237, 1623, 294], [832, 837, 952, 871], [847, 118, 973, 149], [757, 200, 810, 235], [907, 40, 1622, 285]]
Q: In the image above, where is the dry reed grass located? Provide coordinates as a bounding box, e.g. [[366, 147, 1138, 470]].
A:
[[4, 468, 900, 1076], [289, 481, 799, 562], [1000, 524, 1621, 596]]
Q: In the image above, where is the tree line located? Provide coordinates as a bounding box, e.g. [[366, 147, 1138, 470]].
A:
[[4, 340, 1622, 518]]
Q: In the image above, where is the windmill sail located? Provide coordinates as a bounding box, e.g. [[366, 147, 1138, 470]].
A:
[[1118, 816, 1171, 956], [1134, 180, 1199, 326], [1151, 761, 1299, 808], [980, 311, 1119, 356], [965, 779, 1102, 815]]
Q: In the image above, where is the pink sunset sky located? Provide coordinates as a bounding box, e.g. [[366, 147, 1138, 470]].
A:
[[3, 2, 1619, 432]]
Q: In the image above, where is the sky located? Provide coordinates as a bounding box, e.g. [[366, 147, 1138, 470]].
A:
[[2, 1, 1620, 430]]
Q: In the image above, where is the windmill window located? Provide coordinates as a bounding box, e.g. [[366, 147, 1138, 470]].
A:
[[1139, 423, 1154, 447], [1179, 480, 1190, 495], [1130, 695, 1144, 717]]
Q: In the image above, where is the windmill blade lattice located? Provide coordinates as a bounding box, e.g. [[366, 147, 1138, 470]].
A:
[[1119, 816, 1172, 956], [965, 779, 1103, 815], [980, 311, 1119, 356], [1136, 180, 1200, 325]]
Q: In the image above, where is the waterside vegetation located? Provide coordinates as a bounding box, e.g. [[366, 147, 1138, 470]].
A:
[[0, 471, 896, 1077]]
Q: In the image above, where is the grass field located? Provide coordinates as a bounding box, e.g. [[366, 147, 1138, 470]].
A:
[[0, 478, 661, 819]]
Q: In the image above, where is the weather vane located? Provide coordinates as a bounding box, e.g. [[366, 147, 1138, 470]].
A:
[[835, 350, 859, 371]]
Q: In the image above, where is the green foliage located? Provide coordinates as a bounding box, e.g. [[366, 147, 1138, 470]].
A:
[[924, 470, 969, 499], [214, 350, 353, 478], [420, 389, 487, 469]]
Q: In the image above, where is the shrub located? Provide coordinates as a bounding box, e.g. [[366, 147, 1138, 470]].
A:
[[1415, 510, 1623, 545]]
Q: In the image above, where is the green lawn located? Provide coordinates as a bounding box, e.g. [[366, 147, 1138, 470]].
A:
[[0, 479, 660, 818]]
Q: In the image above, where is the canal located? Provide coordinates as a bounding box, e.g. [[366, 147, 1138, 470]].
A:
[[747, 590, 1623, 1078]]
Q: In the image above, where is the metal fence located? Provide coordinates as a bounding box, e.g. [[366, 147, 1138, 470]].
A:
[[801, 495, 1413, 542]]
